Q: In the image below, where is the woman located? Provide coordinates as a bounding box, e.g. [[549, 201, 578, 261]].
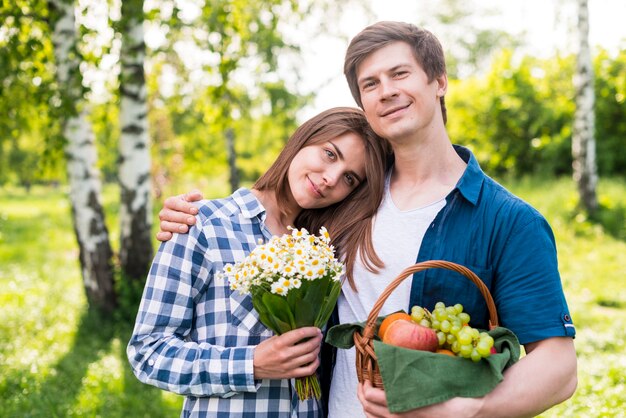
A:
[[127, 107, 390, 418]]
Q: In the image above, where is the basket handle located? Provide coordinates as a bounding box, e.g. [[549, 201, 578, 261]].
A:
[[360, 260, 499, 341]]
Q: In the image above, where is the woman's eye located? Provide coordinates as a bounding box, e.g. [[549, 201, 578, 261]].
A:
[[325, 149, 336, 160], [344, 174, 355, 186]]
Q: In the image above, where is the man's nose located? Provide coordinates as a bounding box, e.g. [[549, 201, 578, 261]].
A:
[[380, 78, 399, 99]]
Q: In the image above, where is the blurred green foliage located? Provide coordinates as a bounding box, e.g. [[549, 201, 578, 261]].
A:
[[0, 0, 309, 190], [3, 45, 625, 188], [446, 48, 626, 178], [1, 1, 624, 190]]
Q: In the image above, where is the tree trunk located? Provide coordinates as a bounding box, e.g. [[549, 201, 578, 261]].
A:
[[49, 0, 116, 313], [226, 127, 239, 193], [118, 0, 153, 280], [572, 0, 599, 214]]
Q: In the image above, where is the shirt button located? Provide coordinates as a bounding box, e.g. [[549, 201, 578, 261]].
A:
[[148, 359, 155, 366], [563, 314, 571, 322]]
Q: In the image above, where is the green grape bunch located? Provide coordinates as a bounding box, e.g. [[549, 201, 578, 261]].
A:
[[410, 302, 495, 362]]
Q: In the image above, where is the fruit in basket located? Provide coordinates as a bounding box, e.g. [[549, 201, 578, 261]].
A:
[[378, 312, 412, 340], [436, 348, 456, 356], [410, 302, 495, 361], [382, 319, 438, 352]]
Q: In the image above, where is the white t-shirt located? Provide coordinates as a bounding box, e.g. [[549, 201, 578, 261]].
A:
[[328, 178, 445, 418]]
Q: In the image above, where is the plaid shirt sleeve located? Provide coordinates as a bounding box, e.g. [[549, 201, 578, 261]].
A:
[[126, 220, 258, 397]]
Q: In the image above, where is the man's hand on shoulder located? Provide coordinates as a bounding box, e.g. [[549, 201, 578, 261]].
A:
[[156, 190, 204, 241]]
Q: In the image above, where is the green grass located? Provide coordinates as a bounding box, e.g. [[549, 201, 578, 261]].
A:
[[0, 177, 624, 417], [504, 177, 626, 418], [0, 185, 183, 418]]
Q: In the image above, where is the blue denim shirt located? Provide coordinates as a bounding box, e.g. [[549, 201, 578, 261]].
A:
[[409, 146, 576, 344]]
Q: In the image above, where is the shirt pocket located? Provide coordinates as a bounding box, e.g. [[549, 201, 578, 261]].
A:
[[229, 290, 273, 336], [423, 264, 494, 330]]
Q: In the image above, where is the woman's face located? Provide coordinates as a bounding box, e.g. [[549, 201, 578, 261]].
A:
[[287, 132, 367, 210]]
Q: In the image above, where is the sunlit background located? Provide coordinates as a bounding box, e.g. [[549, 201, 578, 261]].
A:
[[1, 0, 625, 416], [296, 0, 626, 119], [80, 0, 626, 121]]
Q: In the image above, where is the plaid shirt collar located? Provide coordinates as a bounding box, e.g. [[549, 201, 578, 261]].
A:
[[231, 187, 267, 220]]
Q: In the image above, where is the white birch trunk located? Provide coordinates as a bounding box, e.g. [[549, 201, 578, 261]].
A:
[[49, 0, 116, 312], [118, 0, 153, 279], [226, 127, 239, 193], [572, 0, 599, 213]]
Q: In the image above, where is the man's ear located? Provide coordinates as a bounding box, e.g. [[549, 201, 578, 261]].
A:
[[436, 73, 448, 97]]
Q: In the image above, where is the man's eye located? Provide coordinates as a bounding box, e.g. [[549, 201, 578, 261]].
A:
[[361, 81, 376, 91]]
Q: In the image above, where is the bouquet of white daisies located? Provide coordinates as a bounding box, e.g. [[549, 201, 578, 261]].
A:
[[221, 226, 344, 400]]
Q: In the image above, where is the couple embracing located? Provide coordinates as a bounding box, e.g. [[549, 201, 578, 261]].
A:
[[127, 21, 577, 418]]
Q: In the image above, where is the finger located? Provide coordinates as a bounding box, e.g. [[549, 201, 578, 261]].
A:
[[289, 355, 321, 378], [357, 382, 365, 405], [289, 344, 322, 367], [279, 327, 323, 346], [156, 231, 173, 242], [360, 381, 392, 418], [297, 337, 323, 358], [163, 195, 199, 215], [272, 333, 322, 362], [159, 208, 197, 226], [159, 221, 191, 236], [183, 189, 204, 202], [363, 381, 388, 405], [281, 336, 323, 361], [358, 382, 381, 418]]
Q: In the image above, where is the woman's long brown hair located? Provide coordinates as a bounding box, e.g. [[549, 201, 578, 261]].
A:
[[254, 107, 392, 290]]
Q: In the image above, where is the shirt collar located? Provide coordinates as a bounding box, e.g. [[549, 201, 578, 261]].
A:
[[453, 145, 484, 206], [231, 187, 267, 220]]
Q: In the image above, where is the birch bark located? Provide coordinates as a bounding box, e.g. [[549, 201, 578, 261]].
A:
[[49, 0, 116, 312], [118, 0, 153, 279], [226, 127, 239, 193], [572, 0, 599, 214]]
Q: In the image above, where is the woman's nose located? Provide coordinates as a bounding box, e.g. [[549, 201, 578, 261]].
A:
[[322, 168, 341, 187]]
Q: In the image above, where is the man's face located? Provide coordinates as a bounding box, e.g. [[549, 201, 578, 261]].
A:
[[355, 41, 446, 144]]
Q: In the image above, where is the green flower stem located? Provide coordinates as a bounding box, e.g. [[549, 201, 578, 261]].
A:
[[295, 375, 322, 401]]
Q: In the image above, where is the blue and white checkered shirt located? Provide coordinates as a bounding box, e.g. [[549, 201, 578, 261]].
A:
[[127, 188, 321, 418]]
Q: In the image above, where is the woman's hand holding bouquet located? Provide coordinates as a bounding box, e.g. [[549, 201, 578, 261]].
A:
[[252, 326, 323, 380]]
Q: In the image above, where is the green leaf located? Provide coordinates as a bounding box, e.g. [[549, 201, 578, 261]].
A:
[[250, 292, 282, 335], [315, 279, 342, 328], [291, 276, 327, 327], [294, 302, 316, 328], [260, 290, 297, 333]]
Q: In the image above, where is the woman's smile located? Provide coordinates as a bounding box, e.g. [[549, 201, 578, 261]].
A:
[[307, 176, 325, 198]]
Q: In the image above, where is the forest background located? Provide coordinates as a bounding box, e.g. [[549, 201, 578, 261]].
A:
[[0, 0, 624, 416]]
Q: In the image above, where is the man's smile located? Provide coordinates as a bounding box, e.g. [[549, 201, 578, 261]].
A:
[[379, 103, 411, 118]]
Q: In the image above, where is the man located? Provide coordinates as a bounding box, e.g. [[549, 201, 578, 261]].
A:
[[157, 21, 577, 418]]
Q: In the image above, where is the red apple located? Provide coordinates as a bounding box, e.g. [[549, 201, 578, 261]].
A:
[[382, 319, 438, 352]]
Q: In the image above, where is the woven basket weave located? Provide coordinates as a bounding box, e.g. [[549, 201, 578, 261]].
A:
[[353, 260, 499, 388]]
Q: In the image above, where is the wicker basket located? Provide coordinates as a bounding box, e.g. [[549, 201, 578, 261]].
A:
[[353, 260, 499, 388]]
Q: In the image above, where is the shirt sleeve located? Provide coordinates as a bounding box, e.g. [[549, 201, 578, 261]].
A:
[[126, 221, 259, 397], [492, 215, 576, 345]]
